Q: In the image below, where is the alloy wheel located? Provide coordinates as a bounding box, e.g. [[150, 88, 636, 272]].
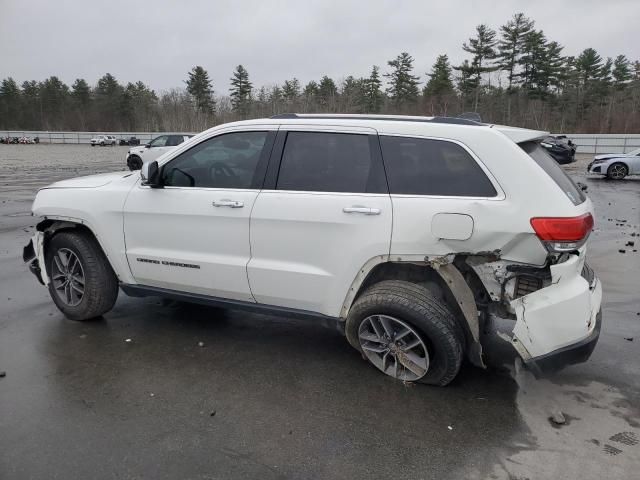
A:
[[51, 248, 85, 307], [358, 315, 430, 381], [610, 164, 627, 179]]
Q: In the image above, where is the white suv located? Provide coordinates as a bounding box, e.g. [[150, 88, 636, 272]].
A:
[[125, 134, 193, 170], [23, 114, 602, 385], [90, 135, 116, 146]]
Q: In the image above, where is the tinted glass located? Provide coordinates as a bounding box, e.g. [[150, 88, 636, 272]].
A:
[[166, 135, 184, 147], [520, 141, 585, 205], [380, 136, 497, 197], [162, 131, 267, 188], [150, 135, 168, 148], [277, 132, 374, 193]]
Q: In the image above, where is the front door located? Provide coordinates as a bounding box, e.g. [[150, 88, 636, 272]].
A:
[[123, 129, 275, 301], [248, 127, 392, 316]]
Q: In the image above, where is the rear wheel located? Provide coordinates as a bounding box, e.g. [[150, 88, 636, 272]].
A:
[[46, 231, 119, 321], [346, 280, 464, 386], [607, 162, 628, 180]]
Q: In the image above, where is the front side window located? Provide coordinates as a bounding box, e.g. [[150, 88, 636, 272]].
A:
[[150, 135, 168, 148], [166, 135, 185, 147], [276, 132, 381, 193], [379, 136, 498, 197], [162, 131, 267, 189]]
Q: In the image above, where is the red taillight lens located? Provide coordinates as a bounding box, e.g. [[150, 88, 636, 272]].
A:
[[530, 213, 593, 241]]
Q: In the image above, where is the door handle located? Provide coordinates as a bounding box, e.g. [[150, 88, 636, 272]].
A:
[[212, 199, 244, 208], [343, 206, 381, 215]]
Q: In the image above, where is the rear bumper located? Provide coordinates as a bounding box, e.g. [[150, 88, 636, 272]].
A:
[[509, 254, 602, 370], [526, 308, 601, 372]]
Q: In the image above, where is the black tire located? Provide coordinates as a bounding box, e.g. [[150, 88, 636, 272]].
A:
[[45, 230, 119, 321], [100, 142, 105, 147], [606, 162, 628, 180], [346, 280, 464, 386], [91, 144, 95, 147], [127, 155, 143, 171]]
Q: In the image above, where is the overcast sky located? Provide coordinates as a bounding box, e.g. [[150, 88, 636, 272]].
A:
[[1, 0, 639, 94]]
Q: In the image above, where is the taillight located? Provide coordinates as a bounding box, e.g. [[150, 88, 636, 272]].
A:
[[530, 213, 594, 252]]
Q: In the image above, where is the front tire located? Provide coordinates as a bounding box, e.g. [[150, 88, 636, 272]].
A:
[[346, 280, 464, 386], [607, 162, 628, 180], [127, 155, 143, 171], [46, 231, 119, 321]]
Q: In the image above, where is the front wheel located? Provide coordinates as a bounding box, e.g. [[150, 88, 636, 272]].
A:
[[607, 162, 628, 180], [46, 231, 119, 321], [345, 280, 464, 386], [127, 155, 143, 171]]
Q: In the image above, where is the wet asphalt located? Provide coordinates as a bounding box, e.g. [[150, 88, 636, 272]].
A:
[[0, 145, 639, 479]]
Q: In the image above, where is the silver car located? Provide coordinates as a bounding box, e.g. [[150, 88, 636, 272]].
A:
[[587, 147, 640, 179]]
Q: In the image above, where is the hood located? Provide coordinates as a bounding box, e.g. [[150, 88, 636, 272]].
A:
[[129, 146, 148, 155], [594, 153, 635, 160], [42, 171, 133, 189]]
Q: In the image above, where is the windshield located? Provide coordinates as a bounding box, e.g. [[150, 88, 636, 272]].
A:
[[520, 141, 586, 206]]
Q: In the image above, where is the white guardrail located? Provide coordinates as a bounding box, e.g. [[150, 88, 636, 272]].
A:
[[1, 130, 640, 154]]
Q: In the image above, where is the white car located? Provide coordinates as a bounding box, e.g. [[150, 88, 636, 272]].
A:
[[587, 147, 640, 179], [23, 114, 602, 386], [90, 135, 116, 147], [125, 134, 193, 170]]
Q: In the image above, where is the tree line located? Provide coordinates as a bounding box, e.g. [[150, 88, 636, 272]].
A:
[[1, 12, 639, 134]]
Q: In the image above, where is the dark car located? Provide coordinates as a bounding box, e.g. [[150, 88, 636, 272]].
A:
[[540, 135, 576, 164], [119, 136, 141, 146]]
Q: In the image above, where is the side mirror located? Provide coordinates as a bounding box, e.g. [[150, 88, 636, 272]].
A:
[[145, 143, 151, 149], [141, 161, 162, 188]]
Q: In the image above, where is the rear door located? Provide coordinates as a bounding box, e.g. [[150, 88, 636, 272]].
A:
[[247, 126, 392, 316]]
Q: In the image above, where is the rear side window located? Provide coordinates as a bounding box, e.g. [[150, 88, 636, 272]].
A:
[[379, 136, 497, 197], [277, 132, 384, 193], [520, 141, 585, 205]]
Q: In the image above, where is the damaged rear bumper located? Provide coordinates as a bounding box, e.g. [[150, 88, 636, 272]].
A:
[[507, 253, 602, 371]]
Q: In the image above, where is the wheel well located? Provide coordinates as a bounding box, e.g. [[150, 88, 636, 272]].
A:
[[352, 259, 492, 363], [36, 220, 114, 273]]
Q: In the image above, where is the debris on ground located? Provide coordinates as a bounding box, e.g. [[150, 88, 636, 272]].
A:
[[626, 241, 635, 247], [549, 411, 566, 425], [125, 338, 132, 343], [198, 341, 205, 347], [0, 371, 6, 378], [618, 249, 626, 254], [210, 410, 216, 417], [624, 337, 634, 342], [447, 425, 453, 430]]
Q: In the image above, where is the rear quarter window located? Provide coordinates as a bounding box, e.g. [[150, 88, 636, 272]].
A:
[[379, 135, 498, 197], [520, 141, 586, 205]]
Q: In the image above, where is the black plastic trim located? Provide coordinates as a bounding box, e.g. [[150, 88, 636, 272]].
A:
[[120, 283, 343, 327], [270, 113, 483, 126]]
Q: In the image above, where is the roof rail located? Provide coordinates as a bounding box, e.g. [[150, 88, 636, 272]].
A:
[[269, 113, 483, 126]]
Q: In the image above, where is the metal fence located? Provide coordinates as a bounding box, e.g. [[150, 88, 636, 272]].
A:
[[2, 130, 640, 154], [0, 131, 196, 145]]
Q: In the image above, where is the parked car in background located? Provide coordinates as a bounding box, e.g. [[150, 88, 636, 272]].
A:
[[126, 134, 193, 170], [119, 136, 141, 146], [24, 114, 601, 386], [587, 147, 640, 180], [90, 135, 117, 147], [540, 135, 576, 164]]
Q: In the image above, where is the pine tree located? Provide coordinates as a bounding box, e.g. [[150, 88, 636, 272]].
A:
[[282, 78, 301, 102], [361, 66, 383, 113], [454, 59, 479, 110], [612, 55, 632, 90], [185, 66, 215, 115], [385, 52, 420, 107], [462, 24, 498, 110], [425, 55, 454, 96], [0, 77, 22, 128], [229, 65, 253, 117], [496, 13, 534, 91], [39, 76, 69, 129], [318, 75, 338, 109]]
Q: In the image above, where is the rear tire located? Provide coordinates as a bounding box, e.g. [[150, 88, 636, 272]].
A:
[[45, 231, 119, 321], [346, 280, 464, 386], [607, 162, 628, 180]]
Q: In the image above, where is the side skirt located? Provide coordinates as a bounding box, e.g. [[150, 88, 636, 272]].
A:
[[120, 283, 344, 333]]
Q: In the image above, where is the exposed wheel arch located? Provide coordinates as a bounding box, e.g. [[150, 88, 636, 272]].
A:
[[343, 259, 490, 368]]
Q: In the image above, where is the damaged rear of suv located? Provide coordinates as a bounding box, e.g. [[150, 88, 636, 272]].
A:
[[23, 114, 602, 386]]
